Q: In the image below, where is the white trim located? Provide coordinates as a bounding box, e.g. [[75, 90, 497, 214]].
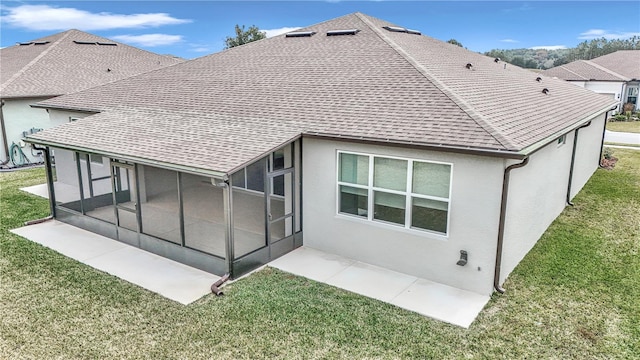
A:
[[336, 150, 453, 236]]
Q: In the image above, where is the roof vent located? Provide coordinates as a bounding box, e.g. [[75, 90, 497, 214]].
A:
[[383, 26, 407, 33], [34, 41, 50, 45], [73, 40, 97, 45], [536, 76, 543, 82], [383, 26, 421, 35], [542, 88, 549, 94], [326, 29, 360, 36], [18, 42, 33, 46], [97, 42, 117, 46], [466, 63, 473, 69], [494, 58, 500, 63], [286, 31, 316, 38]]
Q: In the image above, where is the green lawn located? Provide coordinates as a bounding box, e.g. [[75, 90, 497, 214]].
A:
[[607, 120, 640, 133], [1, 151, 639, 359]]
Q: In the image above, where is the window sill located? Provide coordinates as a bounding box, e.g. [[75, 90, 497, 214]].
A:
[[335, 212, 449, 241]]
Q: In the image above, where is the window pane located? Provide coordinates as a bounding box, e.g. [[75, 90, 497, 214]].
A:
[[272, 148, 285, 171], [412, 162, 451, 198], [231, 168, 246, 188], [374, 191, 405, 225], [412, 197, 448, 234], [246, 158, 266, 192], [339, 185, 368, 217], [339, 153, 369, 185], [374, 157, 407, 191]]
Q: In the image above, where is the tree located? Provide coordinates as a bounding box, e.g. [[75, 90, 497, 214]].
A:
[[447, 39, 463, 47], [224, 24, 266, 49]]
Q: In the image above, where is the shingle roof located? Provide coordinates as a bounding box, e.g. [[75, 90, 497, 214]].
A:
[[589, 50, 640, 79], [543, 50, 640, 82], [28, 13, 617, 175], [0, 29, 182, 98]]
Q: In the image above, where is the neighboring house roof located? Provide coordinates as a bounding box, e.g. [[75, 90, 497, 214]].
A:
[[0, 29, 182, 98], [28, 13, 617, 176], [589, 50, 640, 80], [543, 50, 640, 82]]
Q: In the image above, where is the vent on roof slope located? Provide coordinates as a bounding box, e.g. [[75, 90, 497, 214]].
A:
[[18, 42, 33, 46], [327, 29, 360, 36], [286, 31, 316, 38], [97, 42, 117, 46], [34, 41, 50, 45], [74, 40, 97, 45], [382, 26, 421, 35]]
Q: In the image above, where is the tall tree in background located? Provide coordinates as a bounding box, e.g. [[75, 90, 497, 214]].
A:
[[224, 25, 266, 49]]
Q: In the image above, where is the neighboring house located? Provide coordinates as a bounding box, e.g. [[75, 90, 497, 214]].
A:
[[543, 50, 640, 112], [0, 29, 182, 167], [26, 13, 617, 297]]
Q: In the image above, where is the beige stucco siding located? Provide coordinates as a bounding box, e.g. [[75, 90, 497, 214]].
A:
[[302, 138, 505, 295]]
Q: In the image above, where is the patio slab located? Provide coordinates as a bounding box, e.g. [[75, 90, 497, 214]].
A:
[[269, 247, 490, 328], [11, 220, 218, 305]]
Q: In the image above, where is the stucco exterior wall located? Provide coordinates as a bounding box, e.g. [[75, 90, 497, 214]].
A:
[[1, 98, 51, 163], [47, 110, 100, 189], [302, 138, 505, 295], [570, 113, 606, 199], [498, 114, 605, 285]]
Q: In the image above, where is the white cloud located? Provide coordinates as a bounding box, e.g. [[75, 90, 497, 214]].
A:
[[500, 39, 519, 43], [111, 34, 183, 47], [263, 27, 302, 38], [0, 5, 190, 31], [529, 45, 567, 50], [578, 29, 640, 40]]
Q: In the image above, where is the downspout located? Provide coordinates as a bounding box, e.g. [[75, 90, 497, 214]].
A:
[[566, 121, 592, 206], [24, 144, 55, 225], [0, 100, 10, 165], [598, 107, 618, 168], [494, 157, 530, 294]]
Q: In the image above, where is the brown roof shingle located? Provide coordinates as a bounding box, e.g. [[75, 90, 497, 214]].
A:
[[543, 50, 640, 82], [28, 13, 617, 175], [0, 29, 182, 98]]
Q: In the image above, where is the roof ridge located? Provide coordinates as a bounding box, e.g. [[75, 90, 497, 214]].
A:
[[355, 13, 518, 150], [556, 63, 588, 80], [583, 59, 629, 81], [0, 30, 72, 93]]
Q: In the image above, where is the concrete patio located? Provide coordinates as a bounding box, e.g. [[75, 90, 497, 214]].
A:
[[10, 220, 219, 305], [269, 247, 490, 328]]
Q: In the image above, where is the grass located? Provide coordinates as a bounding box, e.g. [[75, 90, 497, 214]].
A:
[[607, 120, 640, 133], [1, 151, 639, 359]]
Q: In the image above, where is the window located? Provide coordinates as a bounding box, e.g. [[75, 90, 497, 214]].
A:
[[557, 134, 566, 146], [89, 154, 104, 165], [626, 87, 638, 105], [231, 145, 291, 196], [337, 151, 452, 235]]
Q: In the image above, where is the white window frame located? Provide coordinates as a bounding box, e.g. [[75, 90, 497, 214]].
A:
[[336, 150, 453, 237]]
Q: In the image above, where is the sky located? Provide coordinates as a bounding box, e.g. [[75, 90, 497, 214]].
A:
[[1, 1, 639, 59]]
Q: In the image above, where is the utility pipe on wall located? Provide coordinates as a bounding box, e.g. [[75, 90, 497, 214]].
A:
[[566, 121, 592, 206], [494, 157, 529, 294], [598, 107, 618, 168], [0, 100, 10, 165]]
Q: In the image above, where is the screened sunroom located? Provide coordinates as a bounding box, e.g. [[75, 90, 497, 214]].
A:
[[40, 140, 302, 278]]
